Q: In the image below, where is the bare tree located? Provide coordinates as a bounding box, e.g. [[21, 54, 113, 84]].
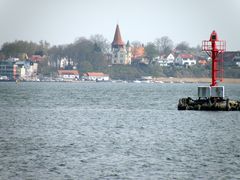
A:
[[131, 41, 143, 48], [145, 42, 158, 61], [175, 41, 190, 52], [90, 34, 110, 53], [155, 36, 173, 56]]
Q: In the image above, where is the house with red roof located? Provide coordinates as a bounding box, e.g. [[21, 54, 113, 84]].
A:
[[175, 54, 196, 66], [82, 72, 110, 81], [31, 55, 44, 62], [58, 70, 80, 80], [198, 59, 208, 65]]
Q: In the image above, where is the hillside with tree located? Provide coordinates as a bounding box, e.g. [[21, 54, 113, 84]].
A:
[[0, 34, 239, 80]]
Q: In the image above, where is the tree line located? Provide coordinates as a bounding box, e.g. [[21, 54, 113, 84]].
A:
[[0, 34, 202, 62]]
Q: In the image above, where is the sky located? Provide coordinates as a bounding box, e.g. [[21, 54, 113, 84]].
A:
[[0, 0, 240, 50]]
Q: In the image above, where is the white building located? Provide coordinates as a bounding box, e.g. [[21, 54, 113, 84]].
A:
[[175, 54, 196, 66], [60, 57, 73, 69], [155, 53, 175, 66], [58, 70, 80, 80], [157, 59, 168, 67], [82, 72, 110, 81], [15, 60, 38, 80], [166, 53, 175, 65]]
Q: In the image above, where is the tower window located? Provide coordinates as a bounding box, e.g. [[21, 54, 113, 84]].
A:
[[212, 35, 216, 40]]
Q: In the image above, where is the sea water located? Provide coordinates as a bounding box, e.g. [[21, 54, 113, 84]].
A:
[[0, 82, 240, 179]]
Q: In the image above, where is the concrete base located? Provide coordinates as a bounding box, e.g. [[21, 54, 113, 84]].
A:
[[178, 97, 240, 111]]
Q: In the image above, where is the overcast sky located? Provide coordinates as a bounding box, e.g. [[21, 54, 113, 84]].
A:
[[0, 0, 239, 50]]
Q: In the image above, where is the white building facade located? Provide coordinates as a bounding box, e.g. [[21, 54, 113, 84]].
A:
[[83, 72, 110, 81], [175, 54, 196, 66]]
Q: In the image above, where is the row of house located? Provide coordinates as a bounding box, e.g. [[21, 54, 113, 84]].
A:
[[57, 70, 110, 81], [110, 24, 205, 67], [0, 58, 109, 82], [0, 58, 38, 81], [155, 53, 199, 67], [111, 24, 240, 67]]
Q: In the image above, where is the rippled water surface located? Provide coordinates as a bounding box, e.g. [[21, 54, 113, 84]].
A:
[[0, 82, 240, 179]]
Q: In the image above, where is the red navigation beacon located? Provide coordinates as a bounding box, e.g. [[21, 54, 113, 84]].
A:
[[202, 31, 226, 86], [178, 31, 240, 111]]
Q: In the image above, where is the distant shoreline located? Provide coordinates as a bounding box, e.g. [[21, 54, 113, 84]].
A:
[[0, 77, 240, 84], [153, 77, 240, 84]]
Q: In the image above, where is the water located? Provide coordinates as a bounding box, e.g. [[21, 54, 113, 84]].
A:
[[0, 82, 240, 179]]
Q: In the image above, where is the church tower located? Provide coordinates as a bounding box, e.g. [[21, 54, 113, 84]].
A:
[[126, 40, 132, 64], [111, 24, 131, 64]]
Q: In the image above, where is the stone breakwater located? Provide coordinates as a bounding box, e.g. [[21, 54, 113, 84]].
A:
[[178, 97, 240, 111]]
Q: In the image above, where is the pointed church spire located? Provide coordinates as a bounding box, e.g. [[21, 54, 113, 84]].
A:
[[112, 24, 124, 48], [126, 40, 130, 47]]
